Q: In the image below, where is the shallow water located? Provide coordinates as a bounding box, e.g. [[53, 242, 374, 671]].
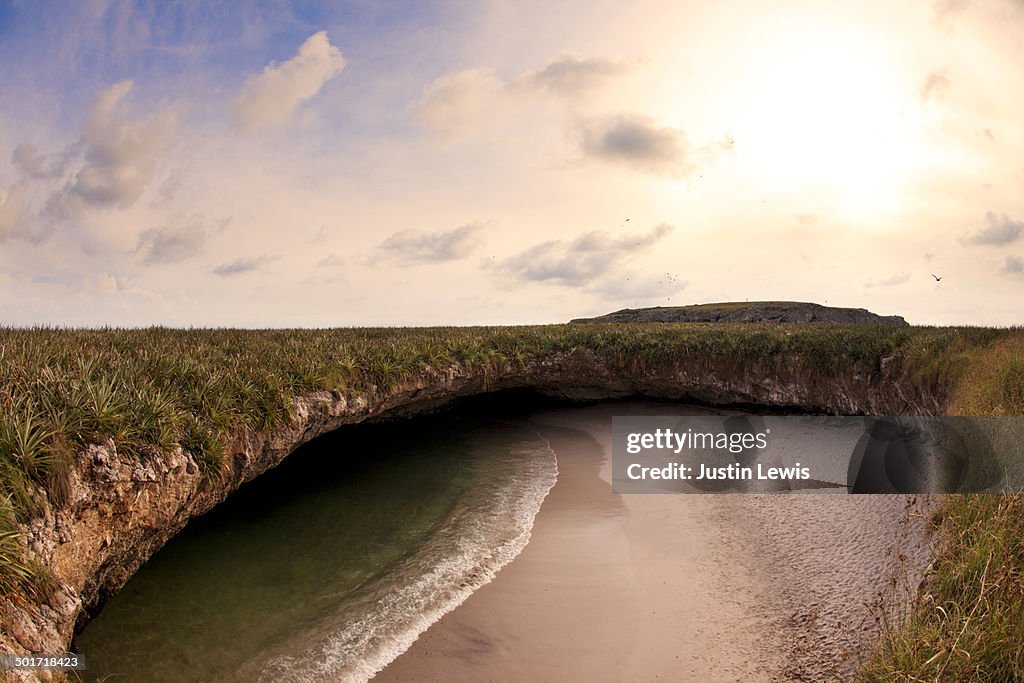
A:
[[73, 412, 556, 682]]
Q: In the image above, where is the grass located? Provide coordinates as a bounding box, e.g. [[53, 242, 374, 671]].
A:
[[0, 494, 36, 603], [862, 495, 1024, 681], [860, 332, 1024, 682], [0, 323, 1022, 650], [948, 334, 1024, 417]]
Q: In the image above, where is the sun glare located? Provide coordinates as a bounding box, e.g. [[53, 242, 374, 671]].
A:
[[725, 20, 927, 223]]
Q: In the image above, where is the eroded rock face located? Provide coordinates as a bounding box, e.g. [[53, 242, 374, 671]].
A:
[[0, 351, 942, 666], [570, 302, 909, 325]]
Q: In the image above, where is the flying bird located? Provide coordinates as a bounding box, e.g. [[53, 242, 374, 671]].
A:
[[931, 274, 943, 282]]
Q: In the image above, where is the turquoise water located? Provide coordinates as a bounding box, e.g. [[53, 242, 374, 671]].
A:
[[73, 413, 557, 682]]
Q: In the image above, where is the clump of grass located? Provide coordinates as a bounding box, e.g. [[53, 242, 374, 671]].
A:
[[180, 417, 224, 480], [0, 494, 36, 604], [861, 494, 1024, 681]]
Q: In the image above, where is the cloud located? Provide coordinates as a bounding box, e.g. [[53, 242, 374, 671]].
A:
[[81, 272, 120, 296], [233, 31, 345, 131], [48, 80, 178, 217], [150, 171, 185, 207], [212, 254, 279, 276], [866, 272, 911, 288], [414, 54, 628, 137], [137, 215, 228, 265], [579, 115, 694, 177], [497, 223, 673, 286], [920, 70, 950, 102], [317, 252, 345, 267], [414, 69, 505, 137], [11, 144, 68, 179], [376, 222, 485, 264], [0, 184, 30, 241], [1003, 255, 1024, 274], [962, 211, 1023, 245], [519, 54, 629, 96]]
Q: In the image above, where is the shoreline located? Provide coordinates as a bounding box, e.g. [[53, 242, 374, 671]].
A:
[[375, 402, 935, 681]]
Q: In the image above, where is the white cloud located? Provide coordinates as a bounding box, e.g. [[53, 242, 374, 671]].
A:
[[414, 68, 506, 138], [866, 272, 911, 288], [518, 54, 629, 96], [81, 271, 120, 296], [137, 215, 228, 265], [962, 211, 1023, 245], [212, 254, 279, 276], [498, 223, 673, 286], [48, 79, 178, 216], [414, 54, 629, 138], [11, 143, 67, 179], [377, 222, 485, 264], [233, 31, 345, 131], [0, 184, 29, 241], [317, 252, 346, 268]]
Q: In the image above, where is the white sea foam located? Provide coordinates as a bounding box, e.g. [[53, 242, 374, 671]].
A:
[[241, 433, 558, 683]]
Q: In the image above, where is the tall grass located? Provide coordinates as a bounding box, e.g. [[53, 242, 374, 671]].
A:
[[859, 331, 1024, 680], [862, 495, 1024, 681], [0, 495, 34, 601]]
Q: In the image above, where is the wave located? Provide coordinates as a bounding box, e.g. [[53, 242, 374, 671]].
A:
[[234, 430, 558, 683]]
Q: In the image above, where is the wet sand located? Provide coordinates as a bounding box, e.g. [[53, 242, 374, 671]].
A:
[[374, 402, 933, 682]]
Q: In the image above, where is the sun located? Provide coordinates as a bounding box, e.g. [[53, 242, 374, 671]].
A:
[[719, 17, 929, 223]]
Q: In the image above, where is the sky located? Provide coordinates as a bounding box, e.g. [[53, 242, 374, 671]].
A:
[[1, 0, 1022, 327]]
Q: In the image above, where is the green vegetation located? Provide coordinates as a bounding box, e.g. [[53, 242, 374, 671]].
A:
[[863, 495, 1024, 681], [948, 335, 1024, 417], [0, 494, 35, 604], [1, 323, 1023, 642], [855, 331, 1024, 681]]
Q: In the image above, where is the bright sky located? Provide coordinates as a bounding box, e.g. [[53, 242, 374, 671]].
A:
[[1, 0, 1022, 326]]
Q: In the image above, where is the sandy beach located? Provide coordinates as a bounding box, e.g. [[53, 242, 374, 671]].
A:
[[374, 402, 934, 682]]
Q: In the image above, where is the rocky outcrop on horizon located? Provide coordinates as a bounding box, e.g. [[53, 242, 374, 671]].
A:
[[570, 302, 909, 326]]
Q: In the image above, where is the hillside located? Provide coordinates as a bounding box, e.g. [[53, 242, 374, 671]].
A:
[[570, 301, 908, 325]]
